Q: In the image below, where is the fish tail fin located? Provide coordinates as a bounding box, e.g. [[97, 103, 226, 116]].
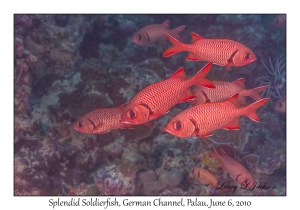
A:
[[245, 98, 269, 122], [189, 62, 215, 88], [163, 33, 184, 57], [248, 85, 269, 101], [170, 25, 186, 40]]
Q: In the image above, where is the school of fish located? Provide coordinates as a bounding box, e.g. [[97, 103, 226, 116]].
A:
[[73, 19, 272, 194]]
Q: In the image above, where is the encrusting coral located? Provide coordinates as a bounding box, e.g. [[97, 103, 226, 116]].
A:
[[136, 167, 183, 195]]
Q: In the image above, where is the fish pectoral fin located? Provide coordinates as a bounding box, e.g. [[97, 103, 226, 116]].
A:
[[224, 118, 240, 130], [186, 53, 200, 61], [93, 122, 103, 132], [179, 89, 196, 103], [151, 110, 169, 119]]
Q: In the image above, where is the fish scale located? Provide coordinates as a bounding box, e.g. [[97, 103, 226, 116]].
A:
[[73, 105, 132, 134], [133, 78, 190, 120], [190, 80, 269, 106], [163, 32, 256, 69], [121, 63, 215, 125], [164, 94, 269, 138], [187, 40, 239, 65]]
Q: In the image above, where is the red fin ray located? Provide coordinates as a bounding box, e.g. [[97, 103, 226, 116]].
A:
[[163, 33, 184, 57], [248, 85, 269, 101], [179, 89, 196, 103], [162, 20, 170, 29], [224, 118, 240, 130], [190, 32, 204, 43], [186, 53, 201, 61], [170, 66, 188, 80], [233, 78, 245, 89], [245, 98, 269, 122], [117, 103, 127, 110], [170, 25, 186, 41], [189, 62, 215, 88], [226, 93, 240, 108]]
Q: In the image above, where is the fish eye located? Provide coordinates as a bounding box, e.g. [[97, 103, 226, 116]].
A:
[[244, 52, 251, 60], [78, 121, 83, 128], [127, 110, 136, 119], [138, 34, 141, 40], [244, 179, 249, 184], [173, 120, 183, 131]]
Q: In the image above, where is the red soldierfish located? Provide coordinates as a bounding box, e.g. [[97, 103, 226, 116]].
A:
[[211, 144, 255, 188], [132, 20, 186, 46], [164, 93, 269, 138], [191, 167, 218, 189], [120, 63, 215, 125], [73, 104, 133, 134], [190, 78, 269, 106], [163, 32, 256, 70]]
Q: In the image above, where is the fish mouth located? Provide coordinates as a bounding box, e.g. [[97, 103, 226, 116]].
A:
[[120, 120, 133, 124], [164, 127, 177, 136]]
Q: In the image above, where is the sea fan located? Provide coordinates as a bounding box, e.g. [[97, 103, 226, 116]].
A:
[[255, 57, 286, 103]]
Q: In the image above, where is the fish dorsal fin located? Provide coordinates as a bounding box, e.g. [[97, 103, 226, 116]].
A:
[[179, 88, 196, 103], [117, 103, 127, 111], [233, 78, 245, 89], [224, 118, 240, 130], [170, 66, 187, 80], [191, 32, 204, 43], [226, 93, 240, 108], [162, 20, 170, 29]]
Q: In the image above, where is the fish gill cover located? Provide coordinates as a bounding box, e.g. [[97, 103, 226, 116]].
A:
[[14, 14, 286, 196]]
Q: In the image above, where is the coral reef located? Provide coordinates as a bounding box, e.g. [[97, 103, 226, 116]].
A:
[[135, 167, 183, 195], [14, 14, 286, 196]]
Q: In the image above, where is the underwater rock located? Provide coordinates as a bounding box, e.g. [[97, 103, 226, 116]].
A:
[[136, 167, 183, 195], [93, 165, 136, 195]]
